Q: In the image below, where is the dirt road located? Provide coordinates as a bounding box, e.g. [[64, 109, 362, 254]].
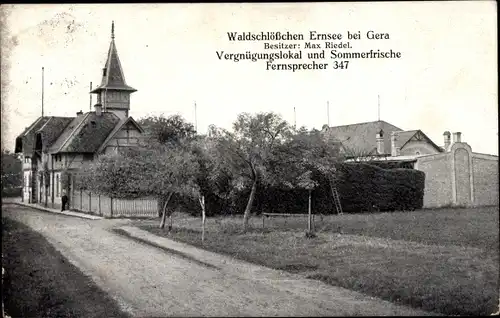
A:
[[3, 205, 432, 317]]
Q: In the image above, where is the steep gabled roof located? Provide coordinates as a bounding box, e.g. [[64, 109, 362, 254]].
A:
[[15, 117, 46, 140], [49, 114, 89, 153], [90, 21, 136, 93], [50, 112, 121, 154], [96, 116, 144, 153], [35, 116, 74, 152], [324, 120, 402, 155], [15, 116, 48, 155], [397, 129, 443, 152], [395, 130, 418, 149]]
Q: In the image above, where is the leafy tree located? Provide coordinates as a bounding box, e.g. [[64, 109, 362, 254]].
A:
[[138, 114, 207, 230], [138, 114, 196, 146], [189, 137, 218, 243], [1, 150, 23, 195], [80, 144, 201, 230], [209, 112, 293, 232], [76, 151, 142, 198], [273, 128, 343, 236]]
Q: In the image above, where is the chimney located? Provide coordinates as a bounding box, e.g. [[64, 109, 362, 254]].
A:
[[453, 132, 462, 144], [95, 103, 102, 116], [376, 129, 384, 154], [443, 131, 451, 151], [76, 110, 83, 116], [391, 131, 400, 157]]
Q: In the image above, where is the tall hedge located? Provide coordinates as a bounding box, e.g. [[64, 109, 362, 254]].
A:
[[172, 163, 425, 215], [335, 163, 425, 212], [94, 162, 426, 216]]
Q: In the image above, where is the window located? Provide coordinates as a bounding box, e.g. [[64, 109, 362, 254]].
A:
[[56, 174, 60, 197], [416, 151, 421, 155]]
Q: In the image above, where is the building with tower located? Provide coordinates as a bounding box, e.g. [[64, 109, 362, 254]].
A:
[[15, 22, 145, 209]]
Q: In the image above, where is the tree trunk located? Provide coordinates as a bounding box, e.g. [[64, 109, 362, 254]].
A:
[[308, 189, 312, 233], [199, 195, 206, 244], [45, 185, 48, 207], [159, 192, 174, 229], [168, 213, 174, 232], [243, 179, 258, 232]]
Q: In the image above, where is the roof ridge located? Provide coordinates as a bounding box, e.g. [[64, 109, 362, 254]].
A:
[[36, 117, 53, 133], [398, 129, 443, 153], [20, 116, 45, 137], [328, 120, 398, 129], [57, 113, 92, 153], [96, 115, 141, 153]]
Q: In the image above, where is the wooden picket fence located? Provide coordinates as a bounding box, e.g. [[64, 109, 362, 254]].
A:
[[70, 189, 158, 218]]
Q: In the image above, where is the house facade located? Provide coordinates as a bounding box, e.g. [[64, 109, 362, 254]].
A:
[[322, 120, 499, 208], [15, 22, 144, 210]]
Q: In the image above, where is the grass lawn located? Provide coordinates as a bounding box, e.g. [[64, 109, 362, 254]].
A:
[[2, 217, 131, 318], [138, 206, 499, 316]]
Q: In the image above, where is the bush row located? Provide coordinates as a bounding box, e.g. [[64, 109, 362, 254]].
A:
[[170, 163, 425, 216]]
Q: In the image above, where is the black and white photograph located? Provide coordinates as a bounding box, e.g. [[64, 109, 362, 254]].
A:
[[1, 2, 498, 317]]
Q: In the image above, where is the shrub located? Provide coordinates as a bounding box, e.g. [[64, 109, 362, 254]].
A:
[[1, 187, 22, 198]]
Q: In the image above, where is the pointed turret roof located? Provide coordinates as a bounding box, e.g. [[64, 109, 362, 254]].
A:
[[90, 21, 137, 93]]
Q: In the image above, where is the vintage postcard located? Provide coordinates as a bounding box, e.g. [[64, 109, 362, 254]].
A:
[[1, 2, 498, 317]]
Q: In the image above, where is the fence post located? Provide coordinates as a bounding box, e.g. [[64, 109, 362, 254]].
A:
[[89, 192, 92, 213], [110, 197, 114, 218], [98, 195, 101, 216], [80, 189, 83, 211]]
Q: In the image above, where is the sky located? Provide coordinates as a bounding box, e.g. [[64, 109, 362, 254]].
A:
[[1, 2, 498, 155]]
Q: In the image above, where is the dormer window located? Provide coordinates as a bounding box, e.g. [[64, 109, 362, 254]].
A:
[[102, 68, 107, 76]]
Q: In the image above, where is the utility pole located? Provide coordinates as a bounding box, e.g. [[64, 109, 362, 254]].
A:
[[89, 82, 93, 111], [327, 101, 330, 126], [378, 94, 381, 121], [194, 101, 198, 132], [41, 67, 45, 117], [293, 106, 297, 128]]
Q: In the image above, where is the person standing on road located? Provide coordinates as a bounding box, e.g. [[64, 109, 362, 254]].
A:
[[61, 191, 68, 211]]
